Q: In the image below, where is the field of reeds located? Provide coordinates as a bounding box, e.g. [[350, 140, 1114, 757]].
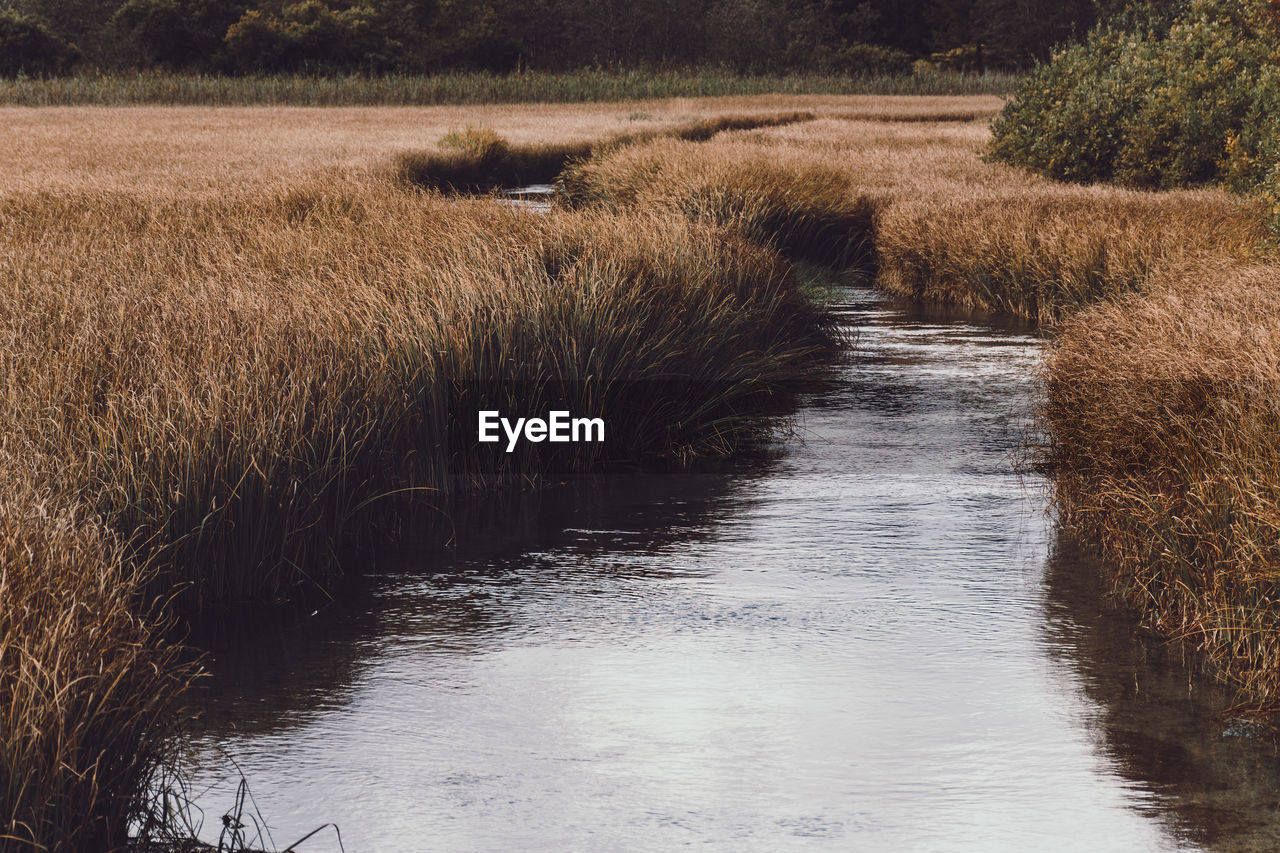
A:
[[0, 69, 1020, 107], [6, 91, 1280, 849]]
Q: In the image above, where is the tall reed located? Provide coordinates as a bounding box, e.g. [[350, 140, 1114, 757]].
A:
[[875, 187, 1267, 321], [561, 138, 875, 266], [0, 70, 1021, 107], [0, 181, 836, 609], [0, 470, 189, 851], [1041, 260, 1280, 702]]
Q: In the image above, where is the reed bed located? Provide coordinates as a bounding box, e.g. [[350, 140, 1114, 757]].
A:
[[0, 98, 1004, 197], [567, 112, 1280, 704], [0, 177, 842, 844], [13, 94, 1280, 846], [874, 187, 1267, 322], [563, 116, 1266, 321], [0, 471, 189, 851], [1041, 261, 1280, 702], [0, 182, 836, 609], [560, 138, 875, 266], [0, 70, 1020, 107], [393, 112, 815, 192]]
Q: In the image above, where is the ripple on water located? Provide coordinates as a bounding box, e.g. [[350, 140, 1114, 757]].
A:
[[187, 284, 1280, 852]]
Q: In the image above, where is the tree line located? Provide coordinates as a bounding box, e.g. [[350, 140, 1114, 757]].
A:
[[0, 0, 1158, 77]]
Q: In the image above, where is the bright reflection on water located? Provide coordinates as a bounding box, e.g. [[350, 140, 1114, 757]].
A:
[[188, 285, 1280, 851]]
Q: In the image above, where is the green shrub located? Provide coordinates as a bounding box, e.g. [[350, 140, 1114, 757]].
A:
[[837, 42, 912, 75], [224, 0, 402, 73], [990, 0, 1280, 190], [0, 10, 79, 77]]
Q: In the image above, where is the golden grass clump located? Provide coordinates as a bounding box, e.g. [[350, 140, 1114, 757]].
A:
[[561, 137, 875, 266], [875, 187, 1268, 322], [0, 470, 189, 851], [1043, 260, 1280, 701]]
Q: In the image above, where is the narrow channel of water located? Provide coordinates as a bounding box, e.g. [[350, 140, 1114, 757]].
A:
[[187, 284, 1280, 851]]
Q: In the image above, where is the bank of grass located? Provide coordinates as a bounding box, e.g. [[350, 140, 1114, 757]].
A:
[[1043, 261, 1280, 704], [874, 186, 1267, 321], [561, 116, 1265, 320], [0, 183, 838, 610], [395, 111, 816, 192], [0, 69, 1020, 107], [560, 138, 875, 266], [1, 153, 849, 845], [601, 114, 1280, 702], [0, 472, 190, 851]]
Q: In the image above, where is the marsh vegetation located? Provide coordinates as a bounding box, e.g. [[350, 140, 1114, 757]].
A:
[[6, 70, 1280, 848]]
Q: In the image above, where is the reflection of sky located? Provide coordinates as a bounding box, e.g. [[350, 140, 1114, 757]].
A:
[[187, 286, 1255, 852]]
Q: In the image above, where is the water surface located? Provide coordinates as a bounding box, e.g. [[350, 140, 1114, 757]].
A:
[[189, 285, 1280, 851]]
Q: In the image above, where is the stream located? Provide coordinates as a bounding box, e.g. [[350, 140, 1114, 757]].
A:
[[186, 283, 1280, 851]]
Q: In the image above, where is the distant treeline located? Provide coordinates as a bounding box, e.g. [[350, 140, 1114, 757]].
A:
[[0, 0, 1151, 78]]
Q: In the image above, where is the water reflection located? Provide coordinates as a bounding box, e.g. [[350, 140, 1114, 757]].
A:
[[190, 468, 768, 739], [186, 285, 1280, 851], [1043, 535, 1280, 850]]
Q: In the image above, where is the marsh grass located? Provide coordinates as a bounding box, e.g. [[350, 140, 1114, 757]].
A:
[[874, 188, 1268, 321], [13, 95, 1280, 849], [0, 70, 1021, 107], [394, 112, 815, 192], [1041, 261, 1280, 704], [560, 137, 875, 266], [0, 175, 843, 846], [0, 475, 190, 851], [0, 185, 836, 609]]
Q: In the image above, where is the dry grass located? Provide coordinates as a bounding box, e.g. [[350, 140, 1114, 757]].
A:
[[561, 137, 875, 265], [546, 107, 1280, 704], [559, 114, 1267, 321], [0, 97, 1003, 196], [0, 470, 189, 850], [10, 93, 1280, 846], [1042, 261, 1280, 702], [0, 181, 835, 608], [0, 105, 850, 844], [393, 111, 817, 192]]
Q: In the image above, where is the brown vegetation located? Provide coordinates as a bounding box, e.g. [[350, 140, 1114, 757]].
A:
[[0, 472, 189, 850], [1044, 261, 1280, 704], [7, 92, 1280, 848], [393, 111, 816, 192], [1, 99, 880, 848]]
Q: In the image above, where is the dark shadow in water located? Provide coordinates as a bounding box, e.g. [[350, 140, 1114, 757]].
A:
[[1043, 532, 1280, 851], [190, 465, 776, 740]]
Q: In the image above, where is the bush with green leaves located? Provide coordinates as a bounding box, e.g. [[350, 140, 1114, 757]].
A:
[[832, 42, 912, 75], [0, 9, 80, 77], [223, 0, 402, 73], [990, 0, 1280, 190]]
